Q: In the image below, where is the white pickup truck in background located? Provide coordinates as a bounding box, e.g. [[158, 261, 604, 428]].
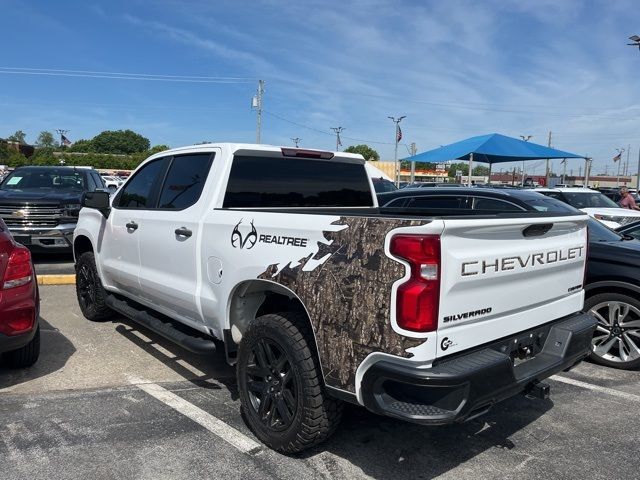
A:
[[73, 143, 596, 453]]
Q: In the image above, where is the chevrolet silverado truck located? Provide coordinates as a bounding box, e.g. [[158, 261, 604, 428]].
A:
[[73, 143, 596, 453], [0, 166, 107, 251]]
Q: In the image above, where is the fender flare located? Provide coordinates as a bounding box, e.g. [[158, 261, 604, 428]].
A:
[[584, 280, 640, 296]]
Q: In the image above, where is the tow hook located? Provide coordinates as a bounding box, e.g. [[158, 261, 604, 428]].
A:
[[524, 381, 550, 400]]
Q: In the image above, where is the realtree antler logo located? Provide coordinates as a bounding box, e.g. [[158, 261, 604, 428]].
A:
[[231, 219, 258, 249]]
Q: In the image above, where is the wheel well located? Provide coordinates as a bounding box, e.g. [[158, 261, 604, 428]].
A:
[[586, 282, 640, 302], [73, 235, 93, 259], [228, 280, 309, 344], [226, 280, 315, 359]]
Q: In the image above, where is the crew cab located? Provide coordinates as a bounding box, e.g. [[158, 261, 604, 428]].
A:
[[0, 166, 107, 251], [74, 144, 596, 453]]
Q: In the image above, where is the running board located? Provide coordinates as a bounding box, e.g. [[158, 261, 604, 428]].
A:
[[105, 294, 216, 355]]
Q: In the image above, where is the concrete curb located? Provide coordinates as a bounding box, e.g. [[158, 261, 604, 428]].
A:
[[38, 274, 76, 285]]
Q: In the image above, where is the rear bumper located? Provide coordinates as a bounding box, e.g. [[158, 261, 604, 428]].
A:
[[8, 223, 75, 250], [0, 321, 38, 354], [360, 313, 596, 425]]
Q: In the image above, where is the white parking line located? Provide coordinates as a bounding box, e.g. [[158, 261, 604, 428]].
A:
[[552, 375, 640, 402], [132, 379, 262, 455]]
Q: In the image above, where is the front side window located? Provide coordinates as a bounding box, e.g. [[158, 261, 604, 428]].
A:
[[158, 153, 214, 210], [224, 155, 373, 208], [116, 158, 166, 209]]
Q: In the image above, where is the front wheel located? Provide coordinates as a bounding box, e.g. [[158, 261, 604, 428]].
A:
[[585, 292, 640, 370], [75, 251, 113, 321], [237, 312, 342, 453]]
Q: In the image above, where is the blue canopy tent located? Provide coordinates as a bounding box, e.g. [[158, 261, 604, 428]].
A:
[[402, 133, 586, 186]]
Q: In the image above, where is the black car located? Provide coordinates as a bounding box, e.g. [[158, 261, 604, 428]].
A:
[[379, 187, 640, 370], [0, 166, 107, 251], [377, 186, 567, 212]]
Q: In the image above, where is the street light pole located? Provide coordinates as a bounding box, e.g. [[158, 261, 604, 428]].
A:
[[388, 116, 406, 187]]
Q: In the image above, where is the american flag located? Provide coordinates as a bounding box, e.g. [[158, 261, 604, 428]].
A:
[[61, 134, 72, 146], [396, 125, 402, 143], [613, 152, 621, 162]]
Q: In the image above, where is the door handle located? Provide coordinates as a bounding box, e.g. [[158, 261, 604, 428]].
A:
[[175, 227, 192, 238], [126, 221, 138, 231]]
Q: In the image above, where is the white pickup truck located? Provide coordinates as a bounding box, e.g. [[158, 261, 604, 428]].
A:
[[74, 143, 596, 453]]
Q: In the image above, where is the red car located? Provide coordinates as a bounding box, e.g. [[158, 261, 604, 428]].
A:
[[0, 218, 40, 368]]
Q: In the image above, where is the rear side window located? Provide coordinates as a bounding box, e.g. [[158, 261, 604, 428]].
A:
[[117, 159, 166, 209], [405, 196, 469, 209], [91, 172, 105, 190], [223, 156, 373, 208], [473, 197, 523, 211], [158, 153, 214, 210]]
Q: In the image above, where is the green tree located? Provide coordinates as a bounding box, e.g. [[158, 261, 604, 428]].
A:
[[91, 129, 150, 155], [472, 165, 490, 176], [447, 162, 469, 177], [36, 131, 56, 148], [67, 139, 94, 152], [0, 144, 29, 167], [7, 130, 27, 143], [344, 144, 379, 161]]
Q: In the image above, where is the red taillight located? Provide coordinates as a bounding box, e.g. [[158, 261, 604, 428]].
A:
[[390, 235, 441, 332], [3, 246, 33, 289]]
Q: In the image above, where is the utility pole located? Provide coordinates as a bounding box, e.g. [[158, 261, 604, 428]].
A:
[[56, 129, 69, 148], [616, 147, 625, 186], [330, 127, 344, 152], [252, 80, 265, 143], [636, 146, 640, 191], [409, 142, 417, 183], [561, 159, 567, 184], [388, 116, 406, 187], [290, 137, 301, 148], [584, 157, 591, 187], [625, 144, 631, 177], [519, 135, 532, 186]]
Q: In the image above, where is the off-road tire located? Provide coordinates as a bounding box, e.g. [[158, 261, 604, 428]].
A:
[[3, 327, 40, 368], [237, 312, 342, 453], [585, 292, 640, 370], [75, 251, 113, 321]]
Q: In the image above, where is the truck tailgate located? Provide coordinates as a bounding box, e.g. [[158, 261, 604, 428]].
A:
[[437, 214, 587, 358]]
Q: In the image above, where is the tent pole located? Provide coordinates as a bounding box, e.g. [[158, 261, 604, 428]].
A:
[[468, 153, 473, 186]]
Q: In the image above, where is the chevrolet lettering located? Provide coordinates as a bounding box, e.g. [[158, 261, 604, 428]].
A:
[[461, 246, 585, 277]]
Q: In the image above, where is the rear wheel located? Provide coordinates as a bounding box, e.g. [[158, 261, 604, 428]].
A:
[[237, 312, 342, 453], [76, 251, 113, 321], [585, 292, 640, 370], [3, 327, 40, 368]]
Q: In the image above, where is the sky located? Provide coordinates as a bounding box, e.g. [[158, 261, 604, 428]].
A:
[[0, 0, 639, 176]]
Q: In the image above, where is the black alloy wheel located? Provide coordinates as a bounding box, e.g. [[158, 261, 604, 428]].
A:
[[75, 252, 113, 321], [246, 338, 298, 431], [237, 312, 342, 453]]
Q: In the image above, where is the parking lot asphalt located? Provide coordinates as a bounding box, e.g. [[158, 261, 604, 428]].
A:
[[1, 285, 639, 480], [31, 252, 75, 276]]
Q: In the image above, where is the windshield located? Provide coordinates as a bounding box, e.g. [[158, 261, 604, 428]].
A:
[[0, 169, 86, 191], [588, 218, 624, 242], [561, 192, 619, 209]]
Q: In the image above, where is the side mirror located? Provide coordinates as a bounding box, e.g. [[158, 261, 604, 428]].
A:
[[83, 191, 111, 218]]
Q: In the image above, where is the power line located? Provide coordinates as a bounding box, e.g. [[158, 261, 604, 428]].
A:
[[0, 67, 254, 84]]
